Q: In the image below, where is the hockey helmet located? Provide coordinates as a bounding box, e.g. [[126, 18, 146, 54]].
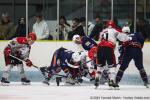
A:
[[106, 20, 115, 28], [27, 32, 37, 41], [72, 52, 81, 62], [72, 34, 81, 44], [122, 26, 130, 33]]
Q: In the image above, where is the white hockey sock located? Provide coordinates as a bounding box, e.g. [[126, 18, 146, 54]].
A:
[[96, 67, 104, 78], [2, 65, 13, 79], [17, 64, 26, 78], [108, 67, 116, 81]]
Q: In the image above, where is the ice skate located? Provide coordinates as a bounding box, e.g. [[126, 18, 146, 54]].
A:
[[21, 78, 30, 85], [144, 82, 149, 88], [43, 80, 49, 86], [94, 77, 100, 89], [56, 77, 62, 86], [78, 78, 83, 83], [1, 77, 10, 86], [113, 83, 120, 90], [43, 77, 50, 86], [108, 79, 115, 90]]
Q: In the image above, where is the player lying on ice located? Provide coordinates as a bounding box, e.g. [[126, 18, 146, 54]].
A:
[[40, 47, 98, 86], [1, 32, 37, 85], [114, 26, 149, 89]]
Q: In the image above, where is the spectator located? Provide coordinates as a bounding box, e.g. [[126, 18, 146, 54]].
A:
[[32, 13, 51, 40], [79, 17, 95, 35], [0, 13, 16, 40], [126, 16, 134, 33], [55, 16, 71, 40], [14, 17, 26, 37], [88, 22, 95, 36], [89, 16, 104, 41], [68, 18, 85, 40], [80, 17, 86, 33]]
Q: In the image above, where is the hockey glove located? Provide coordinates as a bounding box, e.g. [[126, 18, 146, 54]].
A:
[[25, 59, 33, 67], [4, 47, 11, 56]]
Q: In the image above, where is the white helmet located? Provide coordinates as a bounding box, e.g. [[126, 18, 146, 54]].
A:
[[122, 26, 130, 33], [72, 52, 81, 62], [72, 35, 81, 43]]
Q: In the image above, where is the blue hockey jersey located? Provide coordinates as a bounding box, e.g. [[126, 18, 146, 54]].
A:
[[53, 47, 74, 68], [81, 36, 97, 51]]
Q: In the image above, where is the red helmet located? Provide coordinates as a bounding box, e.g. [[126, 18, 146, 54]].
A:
[[106, 20, 115, 27], [27, 32, 37, 41]]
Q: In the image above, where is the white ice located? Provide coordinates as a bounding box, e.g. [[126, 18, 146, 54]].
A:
[[0, 82, 150, 100]]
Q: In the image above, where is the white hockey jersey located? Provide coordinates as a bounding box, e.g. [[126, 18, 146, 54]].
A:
[[7, 37, 31, 60], [99, 27, 131, 48]]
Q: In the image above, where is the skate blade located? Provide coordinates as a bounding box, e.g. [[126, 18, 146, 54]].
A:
[[65, 82, 75, 85], [56, 81, 60, 86], [1, 83, 10, 86], [42, 81, 49, 86], [114, 87, 120, 90], [22, 82, 30, 85]]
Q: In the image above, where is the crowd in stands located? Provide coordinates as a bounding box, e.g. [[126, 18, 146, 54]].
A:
[[0, 12, 150, 41]]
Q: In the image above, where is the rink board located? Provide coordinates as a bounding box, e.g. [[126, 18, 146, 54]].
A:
[[0, 41, 150, 84]]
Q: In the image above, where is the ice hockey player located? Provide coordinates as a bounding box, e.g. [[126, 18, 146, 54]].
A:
[[95, 20, 132, 89], [1, 32, 37, 85], [114, 26, 149, 88], [40, 47, 82, 85], [72, 35, 97, 51], [72, 34, 97, 71]]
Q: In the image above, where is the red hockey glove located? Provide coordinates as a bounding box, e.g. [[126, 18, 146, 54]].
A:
[[4, 47, 11, 56], [25, 59, 33, 67]]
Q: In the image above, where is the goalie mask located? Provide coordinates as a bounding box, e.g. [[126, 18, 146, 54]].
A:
[[72, 52, 81, 62]]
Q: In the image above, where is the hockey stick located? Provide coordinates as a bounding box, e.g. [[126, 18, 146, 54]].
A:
[[82, 59, 93, 65], [9, 55, 93, 84], [9, 55, 84, 85], [9, 54, 68, 78], [9, 54, 40, 69]]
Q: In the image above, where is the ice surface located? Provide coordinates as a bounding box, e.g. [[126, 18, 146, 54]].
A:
[[0, 82, 150, 100], [0, 42, 150, 100]]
